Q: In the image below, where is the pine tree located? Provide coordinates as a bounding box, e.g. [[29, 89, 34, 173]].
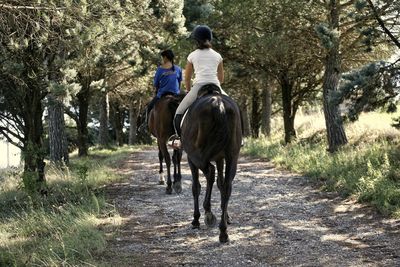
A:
[[212, 0, 323, 143], [331, 0, 400, 124], [0, 0, 82, 191]]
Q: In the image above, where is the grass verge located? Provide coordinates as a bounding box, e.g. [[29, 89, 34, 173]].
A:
[[243, 110, 400, 217], [0, 146, 141, 266]]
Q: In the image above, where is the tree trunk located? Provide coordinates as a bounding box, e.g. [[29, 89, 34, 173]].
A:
[[261, 81, 272, 137], [99, 92, 110, 147], [251, 86, 261, 138], [77, 86, 90, 157], [22, 88, 46, 193], [129, 102, 137, 145], [280, 72, 296, 143], [48, 94, 69, 165], [111, 100, 125, 146], [239, 99, 251, 137], [322, 0, 348, 152]]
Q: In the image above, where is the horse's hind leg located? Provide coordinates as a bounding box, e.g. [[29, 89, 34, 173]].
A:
[[157, 146, 165, 185], [218, 157, 238, 243], [172, 149, 182, 193], [202, 163, 216, 228], [160, 142, 172, 194], [216, 159, 230, 224], [188, 157, 201, 229]]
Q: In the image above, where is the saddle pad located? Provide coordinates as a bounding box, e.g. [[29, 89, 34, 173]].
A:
[[181, 108, 189, 128]]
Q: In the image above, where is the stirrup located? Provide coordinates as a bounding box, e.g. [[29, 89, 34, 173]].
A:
[[168, 134, 181, 150]]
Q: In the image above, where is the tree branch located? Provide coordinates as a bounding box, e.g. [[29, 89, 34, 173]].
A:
[[64, 107, 79, 123], [365, 0, 400, 49], [0, 4, 66, 10], [0, 126, 24, 149], [340, 0, 356, 9]]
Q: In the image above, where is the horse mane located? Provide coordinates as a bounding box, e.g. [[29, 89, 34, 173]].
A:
[[166, 93, 185, 114]]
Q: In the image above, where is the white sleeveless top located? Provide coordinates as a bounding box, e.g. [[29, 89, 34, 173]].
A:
[[187, 48, 223, 86]]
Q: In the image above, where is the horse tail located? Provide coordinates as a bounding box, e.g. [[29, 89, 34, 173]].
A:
[[201, 97, 230, 160]]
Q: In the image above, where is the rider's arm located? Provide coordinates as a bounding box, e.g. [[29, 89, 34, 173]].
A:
[[184, 61, 193, 92], [217, 61, 224, 84], [153, 67, 160, 95], [178, 68, 183, 91]]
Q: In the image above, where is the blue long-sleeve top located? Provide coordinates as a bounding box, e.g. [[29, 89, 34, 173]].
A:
[[153, 65, 182, 98]]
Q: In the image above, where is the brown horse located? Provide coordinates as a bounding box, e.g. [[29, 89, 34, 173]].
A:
[[181, 84, 242, 243], [148, 94, 184, 194]]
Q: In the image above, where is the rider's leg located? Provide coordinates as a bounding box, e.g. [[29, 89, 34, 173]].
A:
[[168, 84, 201, 149], [220, 88, 228, 96], [173, 84, 203, 136], [145, 96, 158, 123], [173, 114, 183, 136], [169, 83, 223, 149]]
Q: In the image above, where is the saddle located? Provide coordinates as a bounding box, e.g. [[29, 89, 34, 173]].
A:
[[169, 85, 221, 149], [180, 84, 222, 128], [197, 83, 222, 98]]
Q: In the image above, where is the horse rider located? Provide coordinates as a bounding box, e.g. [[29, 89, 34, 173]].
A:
[[144, 49, 182, 124], [168, 25, 228, 149]]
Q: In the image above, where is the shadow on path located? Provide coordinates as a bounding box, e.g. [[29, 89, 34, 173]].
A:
[[98, 148, 400, 266]]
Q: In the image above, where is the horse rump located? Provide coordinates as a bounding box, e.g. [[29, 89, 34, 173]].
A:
[[181, 92, 242, 243]]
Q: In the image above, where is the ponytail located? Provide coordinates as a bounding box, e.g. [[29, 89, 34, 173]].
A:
[[197, 40, 212, 49], [160, 49, 175, 71]]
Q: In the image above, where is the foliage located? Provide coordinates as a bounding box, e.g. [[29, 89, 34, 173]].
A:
[[333, 0, 400, 127], [0, 146, 139, 266], [0, 0, 185, 188], [242, 110, 400, 216]]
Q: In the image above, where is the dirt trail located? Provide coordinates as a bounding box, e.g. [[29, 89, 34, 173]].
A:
[[100, 148, 400, 266]]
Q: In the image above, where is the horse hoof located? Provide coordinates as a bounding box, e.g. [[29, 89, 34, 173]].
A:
[[166, 187, 172, 194], [219, 232, 229, 243], [204, 212, 217, 228], [159, 180, 165, 185], [191, 220, 200, 229], [173, 182, 182, 194]]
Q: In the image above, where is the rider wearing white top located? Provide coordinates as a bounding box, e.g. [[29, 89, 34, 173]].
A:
[[170, 25, 228, 148], [188, 48, 222, 86], [175, 48, 228, 115]]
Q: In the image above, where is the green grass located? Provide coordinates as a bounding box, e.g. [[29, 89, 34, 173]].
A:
[[0, 145, 140, 266], [243, 110, 400, 217]]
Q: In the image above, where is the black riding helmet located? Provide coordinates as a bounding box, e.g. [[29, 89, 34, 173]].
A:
[[192, 25, 213, 42]]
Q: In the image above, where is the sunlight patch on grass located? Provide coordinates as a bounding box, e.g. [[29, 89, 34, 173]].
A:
[[243, 110, 400, 217], [0, 145, 139, 266]]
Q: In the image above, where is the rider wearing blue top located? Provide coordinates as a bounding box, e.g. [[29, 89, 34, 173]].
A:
[[145, 50, 182, 122], [153, 65, 182, 98]]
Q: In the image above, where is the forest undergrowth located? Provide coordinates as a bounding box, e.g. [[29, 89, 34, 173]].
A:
[[0, 146, 141, 266], [243, 110, 400, 217]]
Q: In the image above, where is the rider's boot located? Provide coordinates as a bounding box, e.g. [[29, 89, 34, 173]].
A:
[[168, 114, 183, 149]]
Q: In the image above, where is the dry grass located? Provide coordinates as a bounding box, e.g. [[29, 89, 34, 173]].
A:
[[0, 146, 139, 266], [244, 109, 400, 217]]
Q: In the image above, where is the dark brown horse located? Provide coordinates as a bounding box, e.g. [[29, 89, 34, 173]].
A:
[[181, 84, 242, 243], [148, 94, 184, 194]]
